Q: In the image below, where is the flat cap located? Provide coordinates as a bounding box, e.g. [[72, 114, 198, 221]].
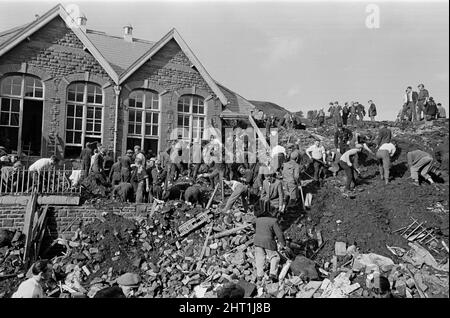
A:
[[117, 273, 141, 287], [290, 150, 300, 160]]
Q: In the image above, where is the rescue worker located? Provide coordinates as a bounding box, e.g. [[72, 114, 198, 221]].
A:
[[338, 144, 363, 191], [281, 150, 301, 206], [368, 100, 377, 121], [334, 123, 353, 154], [79, 142, 93, 178], [223, 178, 249, 214], [151, 159, 166, 200], [376, 141, 397, 185], [120, 149, 133, 183], [112, 182, 134, 202], [94, 273, 141, 298], [376, 125, 392, 148], [12, 260, 50, 298], [260, 169, 285, 216], [254, 208, 286, 283], [109, 156, 122, 186], [132, 158, 150, 203], [407, 150, 436, 186], [317, 108, 325, 127], [306, 140, 327, 184]]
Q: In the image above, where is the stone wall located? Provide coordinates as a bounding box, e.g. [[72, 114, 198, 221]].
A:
[[0, 203, 152, 239]]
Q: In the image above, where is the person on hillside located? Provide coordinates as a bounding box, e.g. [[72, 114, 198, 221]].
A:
[[281, 150, 301, 207], [334, 123, 353, 154], [260, 169, 285, 216], [342, 103, 350, 126], [223, 178, 249, 214], [356, 102, 366, 121], [132, 158, 150, 203], [306, 140, 327, 184], [338, 144, 363, 191], [424, 97, 438, 121], [404, 86, 419, 122], [437, 103, 446, 119], [407, 150, 437, 186], [317, 108, 325, 127], [254, 209, 286, 283], [417, 84, 429, 121], [376, 125, 392, 148], [376, 141, 397, 185], [368, 100, 377, 121]]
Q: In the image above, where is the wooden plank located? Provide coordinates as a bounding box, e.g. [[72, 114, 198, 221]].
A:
[[23, 192, 38, 268]]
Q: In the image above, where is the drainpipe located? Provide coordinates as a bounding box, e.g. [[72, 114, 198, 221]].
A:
[[113, 85, 122, 157]]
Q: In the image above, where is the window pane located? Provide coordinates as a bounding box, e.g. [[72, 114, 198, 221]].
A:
[[184, 117, 189, 126], [68, 91, 75, 101], [95, 109, 102, 119], [66, 131, 73, 143], [145, 125, 151, 135], [135, 124, 141, 134], [136, 111, 142, 122], [177, 103, 183, 112], [10, 113, 19, 126], [25, 85, 34, 97], [86, 122, 93, 131], [198, 106, 204, 114], [152, 126, 158, 135], [1, 99, 10, 111], [75, 105, 83, 117], [129, 98, 136, 108], [95, 123, 101, 132], [76, 92, 84, 102], [193, 106, 198, 114], [75, 119, 82, 130], [128, 123, 134, 134], [67, 104, 74, 116], [95, 94, 102, 104], [67, 118, 74, 129], [178, 116, 183, 126], [74, 132, 82, 144], [153, 113, 158, 124], [0, 112, 9, 125], [11, 99, 19, 112], [87, 108, 94, 118], [87, 94, 94, 103], [35, 88, 43, 98]]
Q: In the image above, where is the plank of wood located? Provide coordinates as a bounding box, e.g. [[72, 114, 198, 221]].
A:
[[206, 183, 220, 209], [23, 192, 38, 267], [211, 223, 253, 240]]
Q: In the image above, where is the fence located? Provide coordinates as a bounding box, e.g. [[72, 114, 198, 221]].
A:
[[0, 168, 81, 195]]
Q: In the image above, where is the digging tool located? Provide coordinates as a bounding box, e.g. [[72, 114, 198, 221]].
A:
[[298, 184, 306, 210]]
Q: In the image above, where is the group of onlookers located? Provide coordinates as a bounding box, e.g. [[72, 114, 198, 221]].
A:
[[312, 100, 377, 127], [398, 84, 446, 122]]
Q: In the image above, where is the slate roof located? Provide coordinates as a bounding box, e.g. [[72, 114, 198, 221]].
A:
[[0, 23, 32, 47], [85, 30, 155, 74], [216, 83, 256, 116]]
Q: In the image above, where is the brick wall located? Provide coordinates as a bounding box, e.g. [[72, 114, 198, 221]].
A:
[[0, 203, 152, 240]]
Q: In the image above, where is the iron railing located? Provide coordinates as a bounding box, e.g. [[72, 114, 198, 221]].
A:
[[0, 168, 81, 195]]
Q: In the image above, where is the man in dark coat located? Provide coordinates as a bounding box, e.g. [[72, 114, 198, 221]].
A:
[[254, 209, 286, 282], [79, 142, 92, 177]]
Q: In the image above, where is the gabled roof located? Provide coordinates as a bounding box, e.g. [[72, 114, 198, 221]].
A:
[[0, 4, 230, 106], [119, 28, 228, 105], [85, 30, 155, 74], [0, 4, 120, 82], [216, 83, 256, 116]]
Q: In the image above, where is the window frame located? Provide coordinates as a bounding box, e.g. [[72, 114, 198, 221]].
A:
[[177, 94, 206, 142], [65, 82, 104, 148], [126, 89, 160, 150], [0, 74, 44, 155]]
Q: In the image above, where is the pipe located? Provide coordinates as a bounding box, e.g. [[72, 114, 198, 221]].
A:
[[113, 85, 121, 157]]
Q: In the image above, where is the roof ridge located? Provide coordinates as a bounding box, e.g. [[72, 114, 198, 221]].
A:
[[86, 29, 154, 44]]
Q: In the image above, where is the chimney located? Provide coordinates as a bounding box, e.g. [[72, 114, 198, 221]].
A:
[[123, 24, 133, 42], [76, 12, 87, 31]]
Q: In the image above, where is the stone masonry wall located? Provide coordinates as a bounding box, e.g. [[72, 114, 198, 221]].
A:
[[0, 203, 152, 240]]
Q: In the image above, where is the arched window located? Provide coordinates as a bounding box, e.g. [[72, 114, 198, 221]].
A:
[[126, 89, 160, 155], [0, 74, 44, 155], [65, 82, 103, 157], [177, 94, 205, 141]]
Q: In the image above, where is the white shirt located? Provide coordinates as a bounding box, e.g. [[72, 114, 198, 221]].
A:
[[306, 144, 326, 160], [340, 148, 360, 166], [228, 180, 243, 191], [379, 143, 396, 157], [28, 158, 53, 172], [271, 145, 286, 157], [11, 277, 44, 298]]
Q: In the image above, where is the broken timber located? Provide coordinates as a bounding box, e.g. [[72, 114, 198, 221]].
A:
[[22, 192, 38, 268]]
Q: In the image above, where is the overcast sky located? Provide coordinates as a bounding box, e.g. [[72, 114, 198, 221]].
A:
[[0, 0, 448, 120]]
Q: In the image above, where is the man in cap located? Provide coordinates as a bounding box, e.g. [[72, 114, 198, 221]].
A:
[[424, 97, 438, 121], [281, 150, 301, 206], [134, 145, 146, 168], [437, 103, 446, 119], [260, 167, 285, 216], [342, 103, 350, 126], [338, 144, 363, 191], [120, 149, 133, 183], [94, 272, 141, 298]]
